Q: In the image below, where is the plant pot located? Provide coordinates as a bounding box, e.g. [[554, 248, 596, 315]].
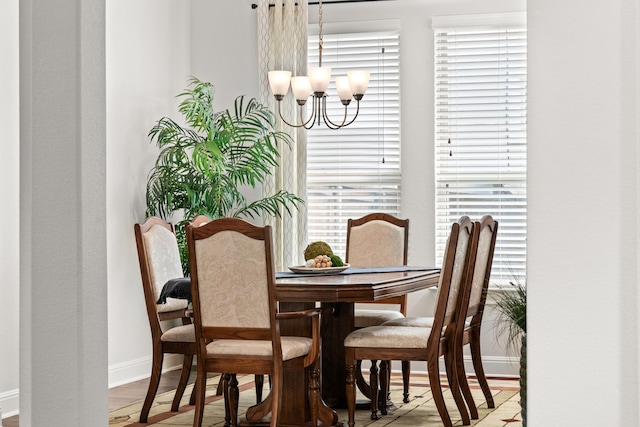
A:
[[520, 332, 527, 426]]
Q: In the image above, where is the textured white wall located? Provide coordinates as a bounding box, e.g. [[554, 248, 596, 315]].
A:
[[106, 0, 192, 386], [0, 0, 20, 419], [528, 0, 639, 424]]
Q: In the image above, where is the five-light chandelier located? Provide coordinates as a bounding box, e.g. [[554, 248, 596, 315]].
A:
[[267, 0, 370, 129]]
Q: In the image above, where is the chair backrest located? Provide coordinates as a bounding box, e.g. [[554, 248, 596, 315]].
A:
[[134, 217, 189, 334], [466, 215, 498, 322], [428, 216, 477, 346], [187, 218, 278, 344], [346, 213, 409, 267]]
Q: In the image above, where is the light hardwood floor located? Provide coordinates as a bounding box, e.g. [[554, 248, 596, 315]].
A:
[[2, 368, 196, 427]]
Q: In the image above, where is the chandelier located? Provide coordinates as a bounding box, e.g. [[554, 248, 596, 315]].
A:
[[267, 0, 370, 129]]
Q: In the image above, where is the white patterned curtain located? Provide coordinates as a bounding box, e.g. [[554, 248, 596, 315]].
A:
[[257, 0, 308, 270]]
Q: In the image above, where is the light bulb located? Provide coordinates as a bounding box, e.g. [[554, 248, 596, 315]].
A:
[[347, 70, 370, 98], [268, 71, 292, 97], [309, 67, 332, 94]]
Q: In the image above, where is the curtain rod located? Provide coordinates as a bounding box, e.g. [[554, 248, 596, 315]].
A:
[[251, 0, 394, 9]]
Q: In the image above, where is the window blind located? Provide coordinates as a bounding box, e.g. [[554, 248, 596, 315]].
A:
[[434, 22, 527, 284], [307, 31, 401, 257]]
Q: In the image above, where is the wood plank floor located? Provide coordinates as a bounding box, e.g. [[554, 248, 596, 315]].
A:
[[2, 368, 197, 427]]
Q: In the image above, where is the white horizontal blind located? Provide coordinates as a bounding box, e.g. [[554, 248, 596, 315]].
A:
[[434, 22, 527, 284], [307, 31, 401, 257]]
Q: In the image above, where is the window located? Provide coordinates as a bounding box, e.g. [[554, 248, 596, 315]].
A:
[[306, 31, 401, 256], [433, 14, 527, 284]]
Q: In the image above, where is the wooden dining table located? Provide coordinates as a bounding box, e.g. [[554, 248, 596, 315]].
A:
[[275, 267, 441, 414]]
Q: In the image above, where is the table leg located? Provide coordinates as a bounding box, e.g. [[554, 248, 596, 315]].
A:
[[320, 302, 354, 408]]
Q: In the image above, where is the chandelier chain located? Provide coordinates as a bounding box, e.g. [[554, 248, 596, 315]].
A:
[[318, 0, 324, 67]]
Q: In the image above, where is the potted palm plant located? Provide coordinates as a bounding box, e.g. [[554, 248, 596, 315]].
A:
[[494, 281, 526, 426], [145, 77, 303, 273]]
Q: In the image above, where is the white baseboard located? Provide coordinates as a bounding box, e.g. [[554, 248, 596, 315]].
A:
[[386, 354, 521, 378], [108, 354, 185, 389], [0, 388, 19, 419]]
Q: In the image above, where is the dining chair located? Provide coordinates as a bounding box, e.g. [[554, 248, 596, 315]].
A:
[[344, 216, 478, 427], [346, 212, 411, 406], [382, 215, 499, 421], [188, 214, 266, 403], [134, 217, 197, 423], [452, 215, 499, 417], [186, 217, 324, 427]]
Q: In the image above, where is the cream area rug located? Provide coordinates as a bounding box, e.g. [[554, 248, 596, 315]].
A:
[[109, 373, 522, 427]]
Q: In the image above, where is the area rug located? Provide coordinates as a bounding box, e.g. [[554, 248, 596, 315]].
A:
[[109, 373, 522, 427]]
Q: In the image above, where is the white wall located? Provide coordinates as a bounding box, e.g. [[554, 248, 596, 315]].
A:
[[528, 0, 639, 424], [106, 1, 192, 386], [0, 0, 20, 418]]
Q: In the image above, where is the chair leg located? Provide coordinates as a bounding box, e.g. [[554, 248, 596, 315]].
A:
[[193, 362, 207, 427], [269, 370, 283, 427], [140, 347, 163, 423], [223, 373, 231, 427], [255, 374, 264, 404], [457, 343, 478, 419], [229, 374, 239, 427], [445, 347, 470, 425], [401, 360, 411, 403], [172, 354, 193, 411], [369, 360, 379, 420], [379, 361, 389, 416], [428, 358, 453, 427], [354, 359, 372, 398], [346, 362, 357, 427], [470, 330, 494, 408], [308, 361, 320, 426]]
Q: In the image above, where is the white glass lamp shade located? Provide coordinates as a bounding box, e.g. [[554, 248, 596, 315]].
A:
[[291, 76, 312, 101], [335, 76, 353, 101], [347, 70, 370, 96], [268, 70, 292, 97], [308, 66, 332, 94]]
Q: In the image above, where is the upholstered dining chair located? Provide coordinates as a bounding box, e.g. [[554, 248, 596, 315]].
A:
[[134, 217, 197, 423], [344, 216, 478, 427], [346, 212, 411, 405], [186, 217, 324, 427], [382, 215, 498, 421], [188, 214, 266, 403]]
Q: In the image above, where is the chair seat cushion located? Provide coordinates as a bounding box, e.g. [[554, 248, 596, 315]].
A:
[[206, 336, 312, 361], [344, 326, 431, 349], [382, 317, 471, 328], [382, 316, 434, 327], [156, 297, 188, 314], [161, 324, 195, 343], [354, 308, 405, 328]]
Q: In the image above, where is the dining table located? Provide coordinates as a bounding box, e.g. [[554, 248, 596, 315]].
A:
[[159, 266, 440, 426], [275, 266, 441, 415]]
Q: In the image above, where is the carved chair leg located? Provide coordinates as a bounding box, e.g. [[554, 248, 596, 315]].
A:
[[308, 361, 320, 426], [369, 360, 379, 420], [140, 347, 163, 423], [379, 360, 389, 416], [354, 359, 372, 398], [223, 373, 231, 427], [255, 374, 264, 404], [229, 374, 239, 427], [346, 362, 357, 427], [401, 360, 411, 403]]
